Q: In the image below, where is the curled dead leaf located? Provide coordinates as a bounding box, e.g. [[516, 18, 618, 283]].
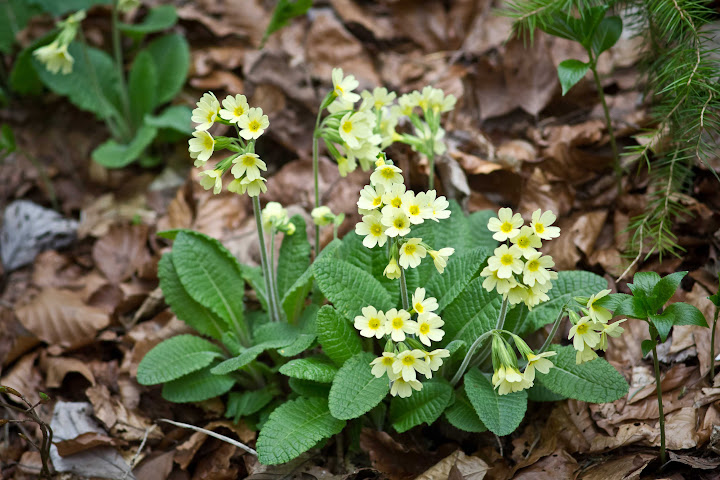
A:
[[416, 450, 488, 480]]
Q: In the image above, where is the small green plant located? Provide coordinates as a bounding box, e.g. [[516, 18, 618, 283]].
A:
[[592, 271, 707, 464], [137, 75, 638, 466], [0, 386, 54, 478], [7, 0, 189, 169]]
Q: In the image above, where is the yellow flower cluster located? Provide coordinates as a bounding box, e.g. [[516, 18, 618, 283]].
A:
[[481, 208, 560, 310], [568, 291, 625, 364], [189, 92, 269, 197], [491, 333, 556, 395], [33, 10, 86, 75], [354, 159, 454, 277], [355, 288, 450, 398]]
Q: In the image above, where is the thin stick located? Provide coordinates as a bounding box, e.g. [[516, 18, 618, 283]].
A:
[[157, 419, 257, 456]]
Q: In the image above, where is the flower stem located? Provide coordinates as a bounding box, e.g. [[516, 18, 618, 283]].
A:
[[651, 340, 667, 465], [711, 307, 719, 381], [451, 296, 509, 386], [312, 107, 323, 258], [252, 196, 280, 323], [399, 265, 410, 311], [589, 56, 621, 191], [427, 137, 436, 191], [111, 0, 132, 132], [538, 306, 566, 354]]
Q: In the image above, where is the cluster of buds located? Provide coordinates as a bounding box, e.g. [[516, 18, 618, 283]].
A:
[[317, 69, 456, 177], [355, 288, 450, 398], [490, 332, 556, 395], [262, 202, 294, 235], [188, 92, 269, 197], [568, 290, 625, 364], [354, 157, 454, 278], [481, 208, 560, 310], [33, 10, 86, 75]]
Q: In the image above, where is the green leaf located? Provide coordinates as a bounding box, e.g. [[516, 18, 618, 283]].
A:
[[0, 0, 39, 54], [161, 366, 234, 403], [210, 344, 265, 374], [614, 295, 649, 319], [328, 352, 389, 420], [0, 124, 16, 154], [651, 302, 708, 342], [144, 33, 189, 105], [33, 42, 122, 120], [536, 345, 629, 403], [339, 232, 401, 305], [467, 210, 499, 250], [92, 124, 158, 168], [527, 382, 567, 402], [137, 335, 223, 385], [651, 271, 687, 312], [557, 59, 589, 96], [579, 5, 609, 46], [389, 379, 453, 433], [541, 13, 584, 43], [261, 0, 312, 47], [279, 356, 338, 383], [277, 304, 318, 357], [226, 388, 275, 421], [128, 49, 158, 127], [277, 215, 311, 298], [288, 378, 331, 398], [592, 16, 622, 56], [444, 387, 487, 433], [464, 368, 527, 436], [314, 259, 392, 320], [26, 0, 110, 15], [316, 305, 362, 366], [443, 277, 502, 345], [144, 105, 192, 134], [641, 339, 655, 357], [426, 248, 489, 313], [158, 253, 226, 340], [9, 34, 47, 95], [240, 264, 269, 313], [172, 231, 248, 342], [628, 271, 661, 298], [256, 397, 345, 465], [118, 5, 178, 36]]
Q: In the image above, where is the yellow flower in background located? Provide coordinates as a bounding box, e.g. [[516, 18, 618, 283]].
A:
[[384, 257, 401, 280], [231, 152, 266, 180], [429, 247, 454, 274], [384, 308, 416, 342], [416, 313, 445, 347], [229, 176, 267, 197], [568, 316, 602, 352], [586, 289, 613, 324], [331, 68, 360, 103], [390, 376, 422, 398], [188, 130, 215, 166], [392, 349, 431, 382], [354, 306, 387, 339], [355, 212, 388, 248], [488, 207, 524, 242], [370, 164, 404, 189], [530, 209, 561, 240], [311, 206, 334, 226], [219, 94, 249, 123], [399, 238, 426, 268], [33, 41, 74, 75], [411, 288, 438, 315], [370, 353, 396, 378], [510, 226, 542, 259], [339, 112, 372, 149], [237, 107, 269, 140], [523, 351, 556, 382], [381, 206, 411, 237], [487, 244, 524, 279], [361, 87, 397, 110], [199, 169, 223, 195], [191, 92, 220, 131], [261, 202, 288, 231]]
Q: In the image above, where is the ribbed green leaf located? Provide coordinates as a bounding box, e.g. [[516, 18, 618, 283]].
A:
[[26, 0, 110, 15], [426, 248, 489, 313], [339, 232, 400, 305], [128, 50, 158, 126], [240, 264, 269, 312], [288, 378, 331, 398], [92, 124, 158, 168], [279, 356, 338, 383], [316, 305, 362, 366], [329, 352, 389, 420], [277, 304, 318, 357], [314, 259, 392, 320], [445, 387, 487, 433], [158, 253, 226, 340], [257, 397, 345, 465], [210, 345, 265, 374], [172, 231, 248, 342], [464, 368, 527, 436], [226, 388, 275, 421], [277, 215, 311, 297], [161, 366, 234, 403], [537, 345, 629, 403], [118, 5, 178, 35], [467, 210, 499, 250], [144, 104, 192, 134], [137, 335, 223, 385], [389, 379, 452, 433], [442, 277, 503, 345], [144, 33, 189, 104], [527, 382, 567, 402]]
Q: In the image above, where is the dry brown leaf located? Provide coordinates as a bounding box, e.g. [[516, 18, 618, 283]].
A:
[[92, 223, 151, 284], [330, 0, 394, 41], [627, 364, 696, 404], [359, 428, 443, 480], [0, 352, 42, 404], [517, 168, 575, 223], [41, 355, 96, 389], [54, 431, 120, 457], [513, 449, 578, 479], [178, 0, 268, 46], [578, 453, 655, 480], [0, 308, 40, 368], [684, 283, 719, 377], [388, 0, 447, 52], [192, 441, 241, 480], [16, 288, 110, 350], [460, 5, 513, 56], [174, 420, 255, 470], [190, 70, 245, 93], [134, 451, 175, 480], [85, 383, 160, 442], [77, 193, 156, 238], [416, 450, 488, 480]]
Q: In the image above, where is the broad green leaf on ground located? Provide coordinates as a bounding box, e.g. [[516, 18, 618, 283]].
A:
[[288, 378, 331, 398], [210, 344, 265, 374], [157, 253, 226, 339], [92, 124, 158, 168], [426, 248, 489, 313], [144, 33, 189, 105], [161, 366, 234, 403], [136, 335, 223, 385], [277, 215, 311, 298], [240, 264, 268, 313], [329, 352, 389, 420], [339, 231, 402, 305], [0, 0, 40, 54], [314, 259, 392, 320], [464, 368, 527, 436], [527, 382, 567, 402], [226, 388, 275, 422], [144, 105, 192, 134], [389, 379, 453, 433], [128, 50, 158, 127], [118, 5, 178, 35], [277, 304, 318, 357], [257, 397, 345, 465], [279, 356, 338, 383], [536, 345, 628, 403], [442, 277, 502, 345], [172, 231, 248, 342], [650, 301, 708, 342], [26, 0, 110, 15], [467, 210, 499, 250], [445, 386, 487, 433], [316, 305, 362, 366], [557, 59, 589, 96]]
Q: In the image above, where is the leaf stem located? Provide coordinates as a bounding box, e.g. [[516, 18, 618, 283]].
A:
[[111, 0, 132, 133], [538, 306, 566, 354], [651, 340, 667, 465], [252, 195, 280, 323], [399, 264, 410, 311], [711, 307, 719, 381], [588, 56, 621, 191]]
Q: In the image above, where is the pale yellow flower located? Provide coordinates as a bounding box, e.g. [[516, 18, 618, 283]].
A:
[[237, 107, 269, 140]]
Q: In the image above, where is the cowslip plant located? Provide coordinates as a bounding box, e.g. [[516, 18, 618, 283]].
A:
[[10, 0, 189, 168], [590, 271, 707, 464]]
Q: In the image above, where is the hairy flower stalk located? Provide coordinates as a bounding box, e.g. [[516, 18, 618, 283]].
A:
[[252, 196, 280, 323]]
